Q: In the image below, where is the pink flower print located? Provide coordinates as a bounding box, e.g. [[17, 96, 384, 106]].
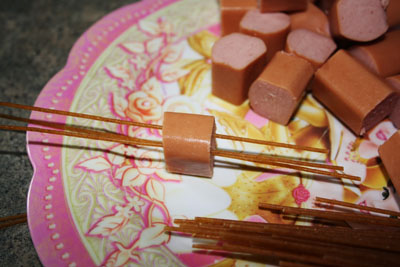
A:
[[104, 243, 140, 267], [129, 55, 147, 70], [125, 195, 145, 213], [134, 150, 163, 172], [138, 17, 173, 37], [87, 206, 133, 237], [87, 197, 145, 238], [292, 184, 310, 206], [120, 166, 148, 187], [130, 148, 181, 182], [104, 61, 136, 90], [133, 222, 170, 249], [116, 151, 162, 187]]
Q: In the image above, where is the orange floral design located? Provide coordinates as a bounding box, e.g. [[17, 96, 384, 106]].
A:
[[124, 78, 163, 123], [125, 91, 162, 121]]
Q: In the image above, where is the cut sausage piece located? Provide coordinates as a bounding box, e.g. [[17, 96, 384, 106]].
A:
[[249, 51, 314, 125], [290, 2, 331, 37], [386, 75, 400, 129], [386, 0, 400, 28], [312, 50, 398, 135], [329, 0, 388, 42], [240, 10, 290, 61], [220, 0, 257, 36], [162, 112, 216, 177], [285, 29, 337, 69], [259, 0, 307, 12], [212, 33, 267, 105], [378, 130, 400, 193], [348, 30, 400, 77]]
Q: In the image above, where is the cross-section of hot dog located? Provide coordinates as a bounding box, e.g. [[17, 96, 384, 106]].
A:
[[285, 28, 336, 69], [249, 51, 314, 125], [239, 10, 290, 61], [329, 0, 388, 42], [162, 112, 216, 177], [211, 33, 267, 105], [312, 50, 398, 135]]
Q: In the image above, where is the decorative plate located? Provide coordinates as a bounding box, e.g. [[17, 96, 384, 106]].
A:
[[27, 0, 400, 266]]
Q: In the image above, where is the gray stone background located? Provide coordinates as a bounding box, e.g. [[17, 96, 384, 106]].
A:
[[0, 1, 139, 265]]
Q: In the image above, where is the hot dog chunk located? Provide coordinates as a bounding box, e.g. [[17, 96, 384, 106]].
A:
[[249, 51, 314, 125], [312, 50, 398, 135], [220, 0, 257, 36], [259, 0, 307, 12], [212, 33, 267, 105], [162, 112, 216, 177], [348, 30, 400, 77], [290, 2, 331, 37], [378, 130, 400, 193], [285, 29, 336, 69], [329, 0, 388, 42], [386, 75, 400, 129], [239, 10, 290, 61]]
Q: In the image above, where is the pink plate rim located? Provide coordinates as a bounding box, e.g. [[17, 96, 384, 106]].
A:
[[26, 1, 179, 266]]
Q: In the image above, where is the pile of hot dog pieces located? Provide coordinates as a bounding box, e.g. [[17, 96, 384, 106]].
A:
[[212, 0, 400, 193]]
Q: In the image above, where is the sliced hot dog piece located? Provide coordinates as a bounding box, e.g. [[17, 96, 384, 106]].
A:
[[249, 51, 314, 125], [285, 29, 337, 69], [212, 33, 267, 105], [220, 0, 257, 36], [378, 130, 400, 193], [329, 0, 388, 42], [312, 50, 398, 135], [259, 0, 307, 12], [348, 30, 400, 77], [290, 2, 331, 37], [386, 75, 400, 128], [239, 10, 290, 61], [162, 112, 216, 177]]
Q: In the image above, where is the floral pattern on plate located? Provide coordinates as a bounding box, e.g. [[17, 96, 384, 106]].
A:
[[27, 0, 400, 266]]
